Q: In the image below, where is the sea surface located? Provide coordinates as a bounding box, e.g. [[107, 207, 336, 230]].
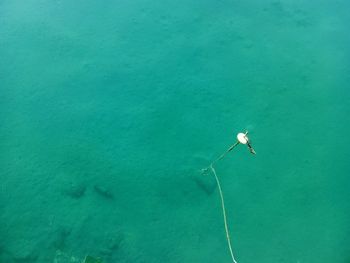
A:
[[1, 0, 349, 262]]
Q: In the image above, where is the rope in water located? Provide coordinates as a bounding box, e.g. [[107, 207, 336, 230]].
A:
[[209, 164, 238, 263], [203, 132, 255, 262]]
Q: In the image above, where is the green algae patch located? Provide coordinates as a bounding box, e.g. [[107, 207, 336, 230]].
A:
[[83, 256, 103, 263]]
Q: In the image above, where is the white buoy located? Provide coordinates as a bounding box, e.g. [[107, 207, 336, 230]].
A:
[[237, 132, 248, 144]]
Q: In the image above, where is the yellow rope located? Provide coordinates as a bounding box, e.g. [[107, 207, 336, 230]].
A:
[[209, 164, 238, 263]]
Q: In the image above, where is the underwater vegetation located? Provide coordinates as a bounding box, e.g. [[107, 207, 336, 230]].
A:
[[53, 251, 102, 263]]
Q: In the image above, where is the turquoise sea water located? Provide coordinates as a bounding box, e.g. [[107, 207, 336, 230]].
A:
[[1, 0, 350, 262]]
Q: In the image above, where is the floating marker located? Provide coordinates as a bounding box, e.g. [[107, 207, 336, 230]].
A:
[[201, 131, 255, 263]]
